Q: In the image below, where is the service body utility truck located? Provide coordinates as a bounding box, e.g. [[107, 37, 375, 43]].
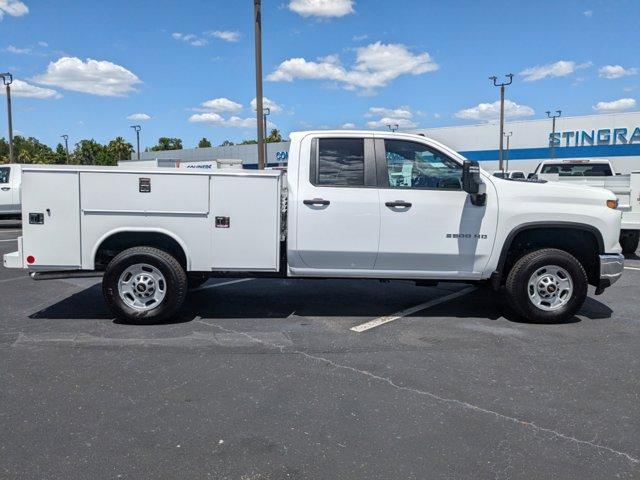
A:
[[0, 164, 21, 218], [3, 131, 625, 324], [532, 159, 640, 254]]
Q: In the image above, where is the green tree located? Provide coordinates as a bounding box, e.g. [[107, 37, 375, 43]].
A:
[[73, 139, 105, 165], [198, 137, 212, 148], [54, 143, 68, 164], [219, 139, 235, 147], [106, 136, 134, 162], [0, 138, 9, 163], [240, 139, 258, 145], [266, 128, 283, 143], [13, 136, 56, 164], [150, 137, 183, 151]]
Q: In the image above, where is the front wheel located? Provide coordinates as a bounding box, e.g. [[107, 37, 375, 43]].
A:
[[103, 246, 188, 324], [505, 248, 588, 323]]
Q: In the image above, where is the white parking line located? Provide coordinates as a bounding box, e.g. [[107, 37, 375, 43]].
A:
[[350, 286, 478, 333], [193, 278, 254, 291], [624, 266, 640, 271]]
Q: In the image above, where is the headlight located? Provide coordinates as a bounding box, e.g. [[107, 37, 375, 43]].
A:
[[606, 199, 619, 209]]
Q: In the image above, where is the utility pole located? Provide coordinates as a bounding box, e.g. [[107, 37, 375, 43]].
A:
[[386, 124, 399, 132], [546, 110, 561, 159], [0, 73, 14, 163], [503, 131, 513, 173], [254, 0, 265, 169], [489, 73, 513, 171], [130, 125, 141, 160], [61, 134, 69, 163], [263, 107, 270, 166]]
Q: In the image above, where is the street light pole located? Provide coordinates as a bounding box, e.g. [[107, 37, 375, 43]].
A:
[[503, 131, 513, 172], [130, 125, 141, 161], [490, 73, 513, 171], [0, 73, 14, 163], [546, 110, 562, 159], [61, 134, 69, 163], [254, 0, 266, 170], [263, 107, 270, 166], [386, 124, 399, 132]]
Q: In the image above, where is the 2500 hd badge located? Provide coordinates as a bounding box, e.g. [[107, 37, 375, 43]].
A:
[[446, 233, 488, 239]]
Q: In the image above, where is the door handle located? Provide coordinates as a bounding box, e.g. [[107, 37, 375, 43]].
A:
[[303, 198, 330, 206], [0, 187, 9, 191], [385, 200, 412, 208]]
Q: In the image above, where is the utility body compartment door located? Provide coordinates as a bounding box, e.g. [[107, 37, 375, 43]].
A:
[[210, 174, 281, 271], [22, 170, 81, 268]]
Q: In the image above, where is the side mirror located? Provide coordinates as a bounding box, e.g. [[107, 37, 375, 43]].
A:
[[462, 160, 481, 194]]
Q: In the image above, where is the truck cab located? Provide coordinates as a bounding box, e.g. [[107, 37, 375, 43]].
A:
[[0, 164, 21, 218], [3, 131, 625, 324]]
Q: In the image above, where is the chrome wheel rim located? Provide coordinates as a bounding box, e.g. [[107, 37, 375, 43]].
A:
[[118, 263, 166, 311], [527, 265, 573, 311]]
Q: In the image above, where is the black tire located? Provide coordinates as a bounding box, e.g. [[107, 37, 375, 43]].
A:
[[505, 248, 588, 323], [102, 246, 187, 324], [620, 231, 639, 255], [187, 274, 209, 290]]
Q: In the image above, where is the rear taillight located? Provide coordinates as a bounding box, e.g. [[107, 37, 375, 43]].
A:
[[26, 255, 35, 264]]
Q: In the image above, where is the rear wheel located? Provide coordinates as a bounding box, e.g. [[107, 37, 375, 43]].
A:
[[103, 246, 187, 324], [505, 248, 588, 323], [620, 231, 639, 255]]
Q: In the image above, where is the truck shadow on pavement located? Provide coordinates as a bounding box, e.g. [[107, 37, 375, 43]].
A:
[[28, 280, 613, 326]]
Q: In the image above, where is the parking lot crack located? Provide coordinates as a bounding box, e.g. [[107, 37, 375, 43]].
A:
[[195, 318, 640, 466]]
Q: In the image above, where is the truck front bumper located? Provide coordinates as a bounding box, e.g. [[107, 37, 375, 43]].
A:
[[2, 236, 23, 269], [595, 253, 625, 294]]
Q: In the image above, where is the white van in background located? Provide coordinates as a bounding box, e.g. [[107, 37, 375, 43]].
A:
[[0, 164, 21, 218]]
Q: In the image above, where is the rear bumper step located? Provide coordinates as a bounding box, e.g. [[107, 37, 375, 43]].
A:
[[30, 271, 103, 281]]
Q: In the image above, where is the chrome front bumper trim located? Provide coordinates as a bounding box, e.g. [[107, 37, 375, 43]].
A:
[[599, 253, 624, 286]]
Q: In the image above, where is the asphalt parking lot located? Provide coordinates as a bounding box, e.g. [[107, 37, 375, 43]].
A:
[[1, 219, 639, 479]]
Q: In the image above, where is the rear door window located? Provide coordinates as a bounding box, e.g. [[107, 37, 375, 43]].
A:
[[0, 167, 9, 184], [315, 138, 365, 187]]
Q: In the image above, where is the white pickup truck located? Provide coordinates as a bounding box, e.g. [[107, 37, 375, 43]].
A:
[[533, 159, 640, 253], [3, 131, 624, 324], [0, 164, 21, 218]]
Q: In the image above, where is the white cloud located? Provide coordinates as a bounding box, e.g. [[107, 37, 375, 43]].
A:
[[127, 113, 151, 121], [250, 96, 283, 114], [288, 0, 354, 18], [598, 65, 638, 79], [365, 106, 418, 129], [172, 32, 208, 47], [365, 106, 413, 119], [0, 0, 28, 20], [5, 44, 30, 54], [519, 60, 591, 82], [37, 40, 48, 47], [209, 30, 241, 42], [592, 98, 636, 112], [267, 42, 438, 93], [455, 100, 535, 122], [341, 122, 356, 129], [583, 10, 593, 17], [189, 112, 275, 129], [201, 97, 243, 113], [0, 79, 60, 99], [33, 57, 142, 97]]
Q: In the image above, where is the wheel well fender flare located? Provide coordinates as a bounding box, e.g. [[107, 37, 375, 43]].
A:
[[495, 221, 604, 277], [91, 228, 191, 270]]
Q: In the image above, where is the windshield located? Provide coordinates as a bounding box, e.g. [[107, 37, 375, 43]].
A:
[[540, 163, 613, 176], [0, 167, 9, 184]]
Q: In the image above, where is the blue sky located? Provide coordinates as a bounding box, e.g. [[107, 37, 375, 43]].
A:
[[0, 0, 639, 150]]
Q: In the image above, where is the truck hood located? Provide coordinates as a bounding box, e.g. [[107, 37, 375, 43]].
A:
[[488, 177, 616, 206]]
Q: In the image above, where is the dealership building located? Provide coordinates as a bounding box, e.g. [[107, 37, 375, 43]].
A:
[[123, 111, 640, 174]]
